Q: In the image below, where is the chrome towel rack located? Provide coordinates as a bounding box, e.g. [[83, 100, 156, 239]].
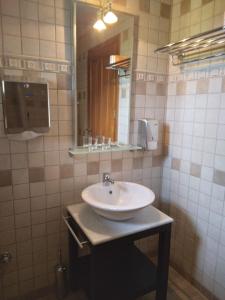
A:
[[63, 215, 89, 249], [155, 26, 225, 65]]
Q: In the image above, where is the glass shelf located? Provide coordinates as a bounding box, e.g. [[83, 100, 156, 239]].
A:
[[106, 58, 130, 71], [69, 144, 142, 156]]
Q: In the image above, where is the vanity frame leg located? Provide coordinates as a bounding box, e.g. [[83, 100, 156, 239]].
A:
[[155, 224, 171, 300], [89, 247, 100, 300]]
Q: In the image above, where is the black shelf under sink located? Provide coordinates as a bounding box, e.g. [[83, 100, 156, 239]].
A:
[[70, 244, 157, 300]]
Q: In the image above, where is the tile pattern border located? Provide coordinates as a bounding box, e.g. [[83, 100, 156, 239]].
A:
[[0, 55, 71, 74]]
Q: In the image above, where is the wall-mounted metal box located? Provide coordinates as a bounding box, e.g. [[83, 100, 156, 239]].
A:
[[1, 79, 50, 140]]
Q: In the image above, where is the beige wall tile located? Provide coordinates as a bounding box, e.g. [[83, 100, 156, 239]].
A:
[[31, 196, 46, 211], [30, 182, 45, 197], [172, 158, 181, 171], [32, 223, 46, 238], [44, 137, 59, 151], [45, 166, 60, 180], [39, 4, 55, 24], [0, 139, 10, 154], [57, 74, 72, 90], [0, 186, 13, 202], [12, 169, 29, 185], [222, 77, 225, 93], [60, 164, 73, 178], [2, 16, 20, 36], [56, 8, 71, 27], [160, 3, 171, 19], [16, 227, 31, 242], [176, 81, 186, 95], [21, 19, 39, 38], [190, 163, 201, 177], [0, 215, 14, 231], [202, 0, 213, 4], [152, 155, 162, 167], [74, 163, 87, 176], [10, 141, 27, 154], [45, 179, 60, 194], [12, 154, 28, 169], [40, 40, 56, 58], [15, 212, 31, 228], [0, 229, 15, 246], [20, 0, 38, 21], [22, 37, 39, 56], [14, 198, 30, 214], [0, 154, 11, 170], [31, 210, 46, 225], [196, 78, 209, 94], [87, 161, 100, 175], [0, 170, 12, 186], [29, 153, 44, 167], [213, 169, 225, 186], [133, 157, 143, 169], [180, 0, 191, 15], [39, 22, 55, 41], [1, 0, 20, 17], [13, 184, 29, 200], [29, 167, 45, 183], [135, 81, 146, 95], [0, 201, 13, 217], [157, 82, 167, 96], [45, 151, 60, 165], [139, 0, 150, 13], [111, 159, 122, 172], [113, 0, 127, 6], [28, 137, 44, 153], [46, 193, 60, 208]]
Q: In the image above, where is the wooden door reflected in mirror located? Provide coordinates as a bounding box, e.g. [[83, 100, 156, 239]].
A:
[[88, 35, 120, 141]]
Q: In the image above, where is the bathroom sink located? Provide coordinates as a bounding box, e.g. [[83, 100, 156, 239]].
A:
[[81, 182, 155, 221]]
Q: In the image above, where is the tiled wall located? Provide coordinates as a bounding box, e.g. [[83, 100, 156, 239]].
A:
[[0, 0, 171, 299], [161, 0, 225, 299]]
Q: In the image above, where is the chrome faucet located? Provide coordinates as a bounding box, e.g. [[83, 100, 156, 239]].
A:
[[103, 173, 114, 186]]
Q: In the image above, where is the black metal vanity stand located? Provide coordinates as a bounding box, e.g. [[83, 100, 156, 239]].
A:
[[65, 204, 173, 300]]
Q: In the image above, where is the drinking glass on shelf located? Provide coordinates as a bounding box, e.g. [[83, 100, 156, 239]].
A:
[[86, 136, 92, 151], [83, 135, 90, 148], [104, 137, 111, 149], [96, 135, 104, 147], [92, 137, 98, 151]]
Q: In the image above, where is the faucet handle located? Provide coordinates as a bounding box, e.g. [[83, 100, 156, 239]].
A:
[[103, 173, 114, 185]]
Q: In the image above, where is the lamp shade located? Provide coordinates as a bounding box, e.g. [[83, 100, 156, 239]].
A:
[[103, 10, 118, 24], [93, 19, 106, 31]]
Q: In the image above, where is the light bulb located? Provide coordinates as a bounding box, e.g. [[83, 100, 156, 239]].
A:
[[103, 2, 118, 24], [93, 19, 106, 31], [103, 10, 118, 24]]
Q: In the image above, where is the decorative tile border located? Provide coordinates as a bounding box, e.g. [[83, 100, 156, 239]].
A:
[[168, 65, 225, 82], [135, 71, 168, 82], [0, 55, 72, 74]]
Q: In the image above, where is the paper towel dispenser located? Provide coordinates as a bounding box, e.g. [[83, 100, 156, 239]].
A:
[[1, 79, 50, 140], [138, 119, 158, 150]]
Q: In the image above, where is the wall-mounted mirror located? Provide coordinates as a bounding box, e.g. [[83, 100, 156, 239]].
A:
[[73, 1, 137, 153]]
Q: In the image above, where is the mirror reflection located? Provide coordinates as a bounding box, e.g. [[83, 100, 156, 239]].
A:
[[76, 3, 134, 148]]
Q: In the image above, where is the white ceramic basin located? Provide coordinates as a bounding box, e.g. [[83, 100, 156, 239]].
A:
[[81, 182, 155, 221]]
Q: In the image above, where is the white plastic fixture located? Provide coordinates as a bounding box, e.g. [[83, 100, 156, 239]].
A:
[[81, 181, 155, 221]]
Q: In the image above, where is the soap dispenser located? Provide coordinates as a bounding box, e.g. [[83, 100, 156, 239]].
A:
[[137, 119, 159, 150]]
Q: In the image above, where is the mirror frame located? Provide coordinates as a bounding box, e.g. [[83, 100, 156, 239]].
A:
[[71, 0, 138, 152]]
